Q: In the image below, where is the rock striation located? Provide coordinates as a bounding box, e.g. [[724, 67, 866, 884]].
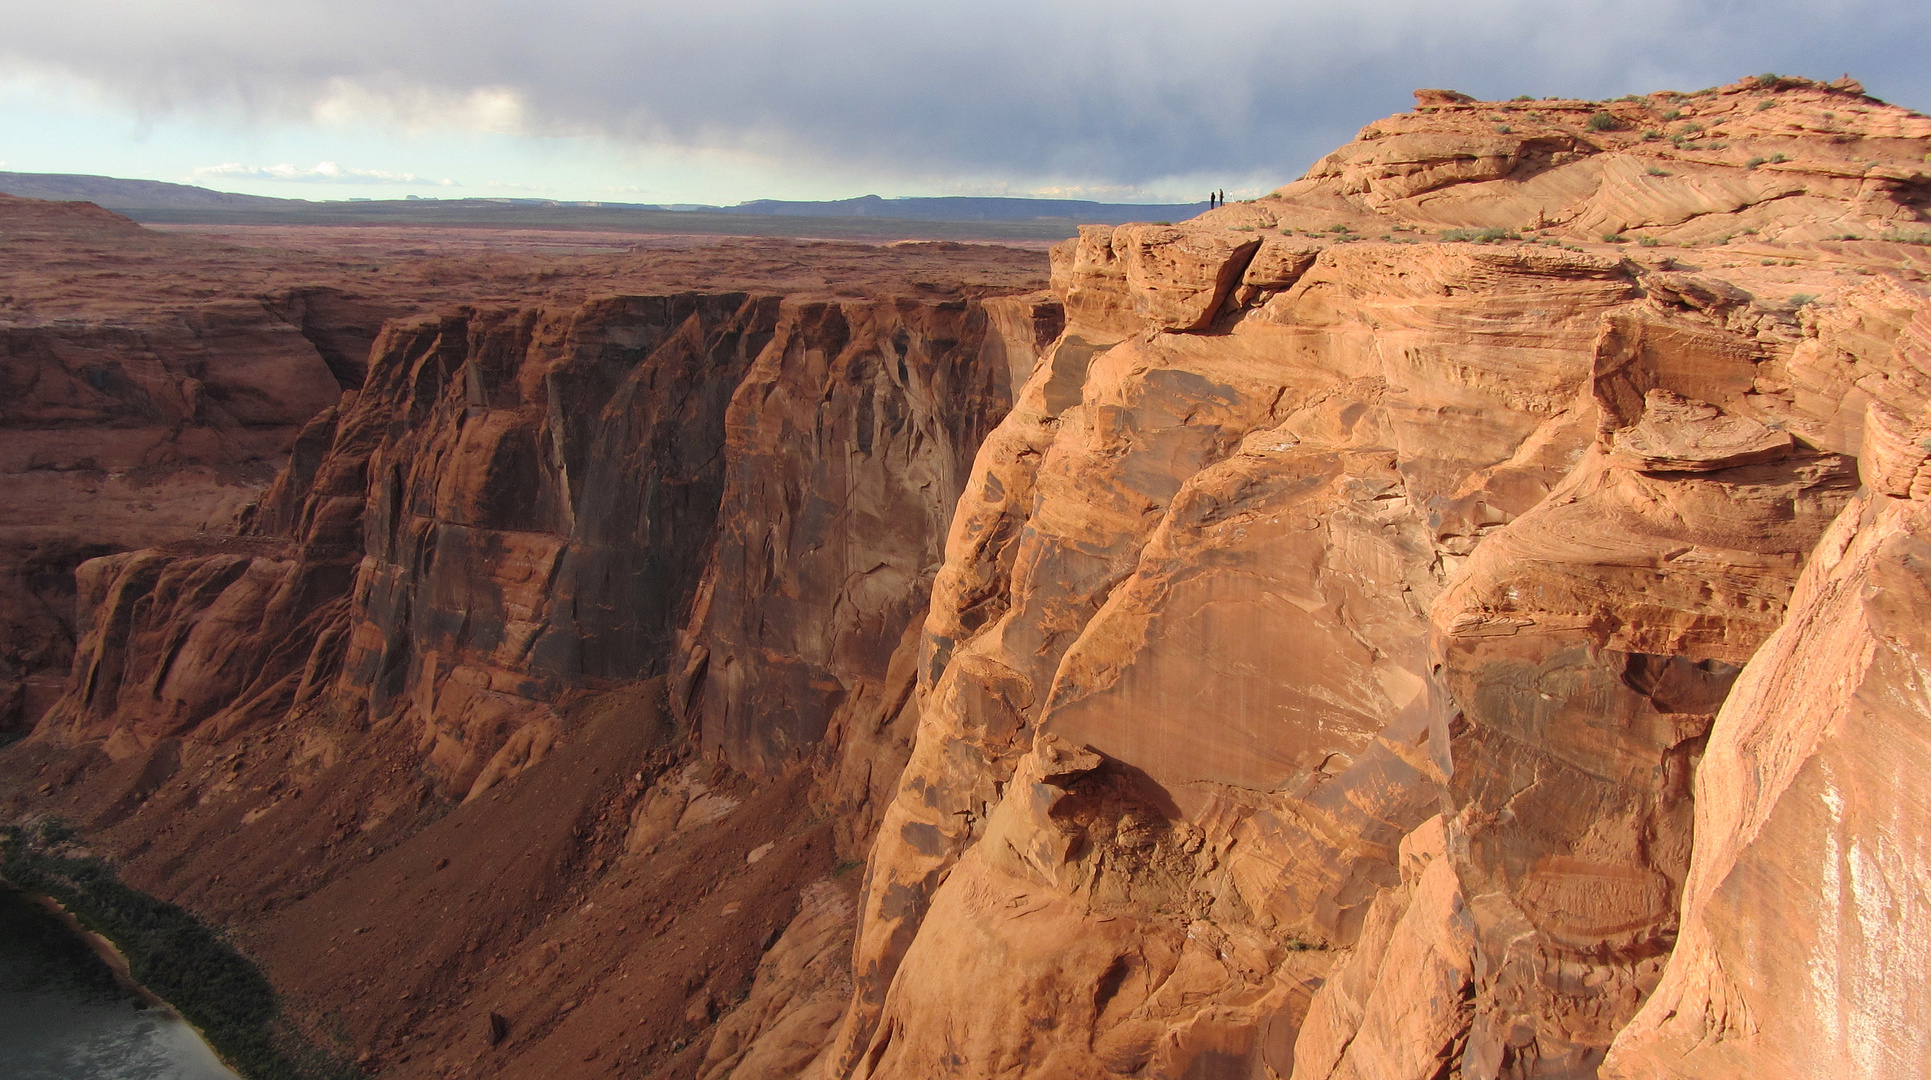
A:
[[37, 290, 1055, 792], [2, 233, 1054, 1074], [0, 199, 1045, 743], [1600, 288, 1931, 1080], [6, 74, 1931, 1080], [828, 74, 1931, 1080]]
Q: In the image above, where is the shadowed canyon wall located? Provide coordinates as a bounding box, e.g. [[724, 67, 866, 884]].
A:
[[6, 74, 1931, 1080], [36, 289, 1058, 793]]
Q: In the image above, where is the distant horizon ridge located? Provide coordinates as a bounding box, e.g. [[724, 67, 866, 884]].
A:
[[0, 170, 1212, 221]]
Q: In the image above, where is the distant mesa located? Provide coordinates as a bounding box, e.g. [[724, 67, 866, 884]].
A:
[[0, 171, 1210, 235], [0, 170, 297, 209], [718, 193, 1210, 224]]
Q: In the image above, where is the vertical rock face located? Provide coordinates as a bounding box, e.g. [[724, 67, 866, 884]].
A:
[[678, 296, 1060, 778], [11, 77, 1931, 1080], [326, 296, 777, 797], [11, 274, 1054, 1077], [0, 288, 360, 736], [827, 76, 1931, 1080], [1602, 298, 1931, 1080], [838, 240, 1645, 1080], [38, 290, 1056, 804]]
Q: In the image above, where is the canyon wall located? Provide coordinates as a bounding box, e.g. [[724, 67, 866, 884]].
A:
[[0, 199, 1043, 748], [7, 74, 1931, 1080], [36, 290, 1056, 790], [0, 201, 382, 733], [1600, 287, 1931, 1080], [824, 75, 1931, 1080], [5, 262, 1054, 1075]]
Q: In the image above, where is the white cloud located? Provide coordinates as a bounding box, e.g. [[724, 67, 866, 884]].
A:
[[309, 81, 529, 136], [191, 161, 458, 185], [5, 0, 1927, 189]]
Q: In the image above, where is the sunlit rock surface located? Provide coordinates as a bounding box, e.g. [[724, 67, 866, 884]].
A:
[[8, 74, 1931, 1080]]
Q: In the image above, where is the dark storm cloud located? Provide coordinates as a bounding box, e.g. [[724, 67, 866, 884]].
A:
[[5, 0, 1928, 185]]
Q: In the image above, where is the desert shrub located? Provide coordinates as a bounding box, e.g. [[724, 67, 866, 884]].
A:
[[1603, 233, 1629, 243], [1757, 99, 1776, 110], [1788, 294, 1817, 308], [1880, 230, 1931, 245], [1638, 237, 1662, 247], [1746, 156, 1767, 169], [1661, 109, 1683, 121], [1586, 113, 1620, 131], [1647, 166, 1670, 176], [1440, 227, 1519, 244], [1495, 124, 1512, 133]]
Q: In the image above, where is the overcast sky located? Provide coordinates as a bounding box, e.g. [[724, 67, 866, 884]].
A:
[[2, 0, 1927, 204]]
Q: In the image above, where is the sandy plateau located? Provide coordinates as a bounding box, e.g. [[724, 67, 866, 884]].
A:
[[4, 74, 1931, 1080]]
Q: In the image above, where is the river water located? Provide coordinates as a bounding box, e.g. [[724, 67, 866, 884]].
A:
[[0, 885, 240, 1080]]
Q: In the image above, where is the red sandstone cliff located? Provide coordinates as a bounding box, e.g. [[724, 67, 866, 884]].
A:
[[830, 74, 1931, 1080], [3, 242, 1055, 1074], [6, 74, 1931, 1080]]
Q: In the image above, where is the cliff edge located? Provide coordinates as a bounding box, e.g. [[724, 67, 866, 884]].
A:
[[5, 74, 1930, 1080], [839, 73, 1931, 1080]]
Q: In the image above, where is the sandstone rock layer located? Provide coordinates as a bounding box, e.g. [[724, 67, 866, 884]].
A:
[[832, 75, 1931, 1080], [7, 75, 1931, 1080]]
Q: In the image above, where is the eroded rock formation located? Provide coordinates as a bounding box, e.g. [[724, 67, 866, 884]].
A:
[[0, 198, 1044, 742], [6, 74, 1931, 1080], [2, 226, 1054, 1075], [830, 74, 1931, 1080]]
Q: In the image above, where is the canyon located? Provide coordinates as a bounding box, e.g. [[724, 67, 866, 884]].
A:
[[3, 72, 1929, 1080]]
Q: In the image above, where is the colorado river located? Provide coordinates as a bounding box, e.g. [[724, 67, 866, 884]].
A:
[[0, 884, 240, 1080]]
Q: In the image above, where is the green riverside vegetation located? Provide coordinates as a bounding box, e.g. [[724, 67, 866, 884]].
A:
[[1, 820, 356, 1080]]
